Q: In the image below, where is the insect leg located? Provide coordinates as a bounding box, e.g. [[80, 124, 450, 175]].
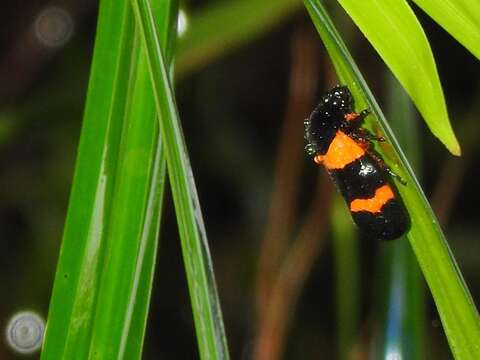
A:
[[346, 128, 384, 145], [357, 109, 371, 123], [344, 109, 370, 124], [359, 128, 385, 142]]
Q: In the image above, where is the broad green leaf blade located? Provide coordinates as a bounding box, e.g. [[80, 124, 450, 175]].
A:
[[335, 0, 460, 156], [41, 1, 136, 358], [304, 1, 480, 359], [176, 0, 301, 76], [412, 0, 480, 61], [131, 0, 230, 358]]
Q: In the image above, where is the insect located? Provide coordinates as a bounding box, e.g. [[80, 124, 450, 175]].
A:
[[304, 85, 409, 240]]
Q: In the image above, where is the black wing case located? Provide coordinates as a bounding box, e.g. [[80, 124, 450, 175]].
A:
[[329, 155, 409, 240]]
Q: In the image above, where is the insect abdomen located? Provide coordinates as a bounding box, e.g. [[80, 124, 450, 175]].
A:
[[329, 155, 409, 240]]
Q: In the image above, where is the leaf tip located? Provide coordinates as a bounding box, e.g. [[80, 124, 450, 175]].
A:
[[448, 140, 461, 156]]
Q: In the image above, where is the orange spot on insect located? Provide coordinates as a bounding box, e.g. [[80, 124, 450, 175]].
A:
[[350, 185, 394, 213], [322, 131, 365, 169], [344, 112, 359, 122], [314, 155, 324, 164]]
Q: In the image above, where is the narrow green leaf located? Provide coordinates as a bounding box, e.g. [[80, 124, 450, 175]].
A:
[[412, 0, 480, 61], [121, 1, 177, 357], [42, 0, 174, 358], [42, 1, 136, 358], [88, 1, 178, 357], [304, 1, 480, 358], [131, 0, 230, 358], [335, 0, 460, 155], [176, 0, 301, 76], [121, 131, 166, 360], [87, 36, 162, 358]]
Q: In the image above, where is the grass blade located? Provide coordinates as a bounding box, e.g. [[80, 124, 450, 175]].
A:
[[88, 1, 177, 356], [131, 0, 230, 358], [42, 1, 137, 359], [335, 0, 460, 155], [120, 1, 177, 357], [87, 36, 162, 358], [42, 0, 175, 358], [41, 1, 137, 357], [412, 0, 480, 61], [304, 1, 480, 358]]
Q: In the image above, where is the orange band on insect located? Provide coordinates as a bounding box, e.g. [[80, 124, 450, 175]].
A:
[[349, 185, 394, 213], [314, 131, 365, 169]]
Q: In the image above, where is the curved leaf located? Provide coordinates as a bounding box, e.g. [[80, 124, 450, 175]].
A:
[[336, 0, 460, 155], [412, 0, 480, 61]]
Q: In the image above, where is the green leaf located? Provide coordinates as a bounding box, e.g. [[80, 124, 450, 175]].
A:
[[42, 2, 137, 358], [335, 0, 460, 155], [131, 0, 230, 358], [304, 1, 480, 358], [120, 1, 177, 357], [41, 0, 174, 358], [87, 38, 162, 358], [412, 0, 480, 61]]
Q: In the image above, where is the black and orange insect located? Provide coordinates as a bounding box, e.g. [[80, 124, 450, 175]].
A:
[[304, 85, 409, 240]]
